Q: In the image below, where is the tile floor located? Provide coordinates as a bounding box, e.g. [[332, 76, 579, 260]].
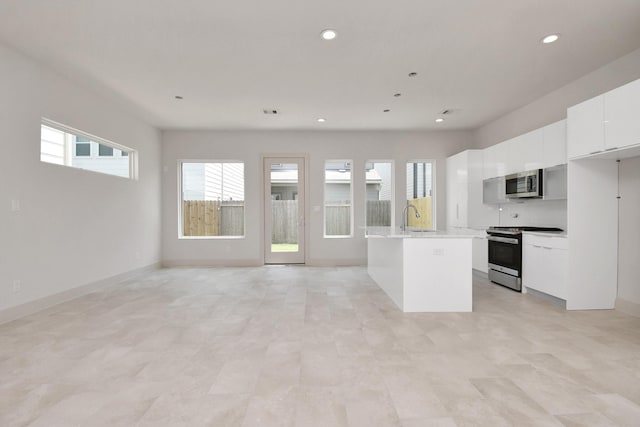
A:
[[1, 266, 640, 426]]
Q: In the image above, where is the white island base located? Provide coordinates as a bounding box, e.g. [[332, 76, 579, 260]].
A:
[[367, 232, 473, 312]]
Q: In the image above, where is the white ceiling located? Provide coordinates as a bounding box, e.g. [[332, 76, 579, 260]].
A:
[[1, 0, 640, 131]]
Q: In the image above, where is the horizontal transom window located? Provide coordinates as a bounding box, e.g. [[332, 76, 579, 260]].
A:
[[40, 118, 137, 179]]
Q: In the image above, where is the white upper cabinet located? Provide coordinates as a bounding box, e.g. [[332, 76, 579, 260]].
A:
[[567, 77, 640, 159], [567, 95, 605, 159], [482, 145, 497, 179], [508, 129, 543, 173], [483, 142, 508, 179], [605, 78, 640, 151], [542, 119, 567, 167], [485, 121, 565, 178]]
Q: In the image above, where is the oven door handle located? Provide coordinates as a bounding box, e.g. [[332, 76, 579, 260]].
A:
[[487, 236, 519, 245], [487, 229, 520, 235]]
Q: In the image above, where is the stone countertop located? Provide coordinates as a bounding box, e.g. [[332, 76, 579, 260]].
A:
[[366, 226, 485, 239], [522, 230, 568, 238]]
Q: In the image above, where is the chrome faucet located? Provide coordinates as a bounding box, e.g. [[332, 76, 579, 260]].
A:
[[402, 204, 421, 231]]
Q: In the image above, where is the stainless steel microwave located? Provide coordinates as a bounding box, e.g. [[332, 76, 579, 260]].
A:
[[505, 169, 543, 199]]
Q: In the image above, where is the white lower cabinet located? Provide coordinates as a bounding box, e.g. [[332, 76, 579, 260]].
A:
[[522, 234, 568, 300], [472, 236, 488, 273]]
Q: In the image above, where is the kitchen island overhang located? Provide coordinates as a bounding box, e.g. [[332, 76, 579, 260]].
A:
[[367, 228, 477, 312]]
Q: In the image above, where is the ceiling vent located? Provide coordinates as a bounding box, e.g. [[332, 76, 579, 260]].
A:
[[263, 109, 279, 115]]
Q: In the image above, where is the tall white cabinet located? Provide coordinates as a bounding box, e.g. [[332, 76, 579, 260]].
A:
[[446, 149, 498, 228], [566, 77, 640, 310], [447, 150, 498, 274]]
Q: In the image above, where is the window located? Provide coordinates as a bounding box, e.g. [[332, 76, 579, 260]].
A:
[[406, 161, 435, 230], [40, 118, 137, 179], [98, 144, 114, 156], [181, 162, 245, 238], [324, 160, 352, 237], [75, 143, 90, 156], [366, 161, 393, 230]]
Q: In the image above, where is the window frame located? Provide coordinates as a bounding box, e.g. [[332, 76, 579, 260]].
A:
[[178, 160, 246, 240], [323, 159, 354, 238], [40, 118, 138, 180]]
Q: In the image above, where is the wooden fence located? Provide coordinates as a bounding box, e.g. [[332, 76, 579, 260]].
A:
[[183, 197, 432, 238], [325, 204, 351, 236], [183, 200, 244, 236], [366, 200, 391, 226], [407, 196, 433, 229], [271, 200, 298, 243]]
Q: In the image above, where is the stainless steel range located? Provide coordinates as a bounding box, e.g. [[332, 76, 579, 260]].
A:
[[487, 226, 563, 291]]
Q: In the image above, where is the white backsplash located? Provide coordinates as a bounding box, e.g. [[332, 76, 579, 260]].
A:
[[497, 199, 567, 231]]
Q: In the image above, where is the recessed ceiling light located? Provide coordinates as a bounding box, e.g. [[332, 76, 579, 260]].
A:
[[320, 29, 337, 40], [435, 118, 444, 123], [542, 34, 559, 44], [383, 109, 391, 113], [394, 93, 402, 97], [408, 72, 418, 77], [317, 118, 326, 123], [175, 95, 183, 100]]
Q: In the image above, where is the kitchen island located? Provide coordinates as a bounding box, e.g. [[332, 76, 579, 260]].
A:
[[367, 227, 479, 312]]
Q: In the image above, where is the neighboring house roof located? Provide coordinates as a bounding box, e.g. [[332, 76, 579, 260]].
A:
[[270, 169, 382, 184]]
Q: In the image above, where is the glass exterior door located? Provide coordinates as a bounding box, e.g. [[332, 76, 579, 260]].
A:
[[264, 157, 305, 264]]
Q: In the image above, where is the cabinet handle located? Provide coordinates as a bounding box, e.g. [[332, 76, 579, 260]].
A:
[[589, 151, 601, 155], [542, 246, 553, 250], [605, 147, 618, 151], [532, 245, 543, 248]]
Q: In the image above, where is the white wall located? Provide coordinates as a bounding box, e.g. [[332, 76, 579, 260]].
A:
[[161, 130, 472, 266], [473, 48, 640, 149], [618, 156, 640, 305], [0, 43, 162, 316], [496, 200, 567, 230]]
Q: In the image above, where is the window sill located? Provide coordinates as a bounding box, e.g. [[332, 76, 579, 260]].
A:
[[178, 236, 246, 240]]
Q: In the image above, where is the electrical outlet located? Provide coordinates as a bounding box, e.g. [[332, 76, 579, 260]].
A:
[[12, 280, 21, 293]]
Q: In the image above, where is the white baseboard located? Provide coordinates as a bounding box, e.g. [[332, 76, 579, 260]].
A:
[[472, 269, 488, 278], [306, 259, 367, 267], [0, 262, 161, 325], [162, 259, 263, 268], [162, 259, 367, 267], [616, 298, 640, 318]]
